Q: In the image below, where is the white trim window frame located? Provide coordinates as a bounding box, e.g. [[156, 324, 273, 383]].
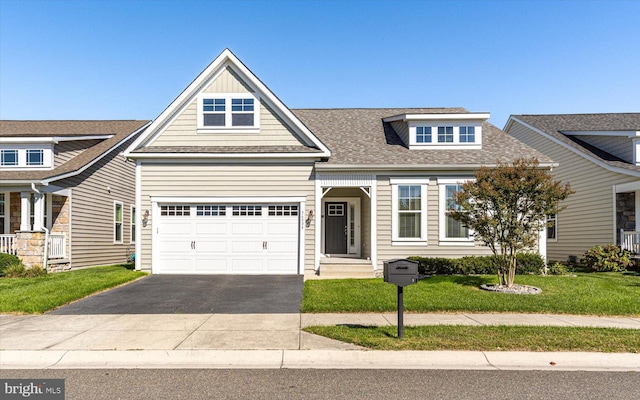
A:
[[438, 178, 474, 245], [408, 122, 483, 150], [0, 144, 53, 169], [197, 93, 260, 131], [390, 178, 429, 245], [547, 213, 557, 242], [130, 205, 136, 244], [114, 201, 124, 244]]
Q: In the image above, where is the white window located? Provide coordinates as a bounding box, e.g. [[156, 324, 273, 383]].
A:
[[130, 205, 136, 244], [197, 93, 260, 130], [0, 146, 52, 168], [114, 202, 123, 244], [232, 205, 262, 216], [459, 126, 475, 143], [196, 205, 226, 216], [438, 179, 473, 244], [438, 126, 454, 143], [416, 126, 432, 143], [408, 122, 483, 149], [547, 214, 557, 241], [391, 178, 429, 244]]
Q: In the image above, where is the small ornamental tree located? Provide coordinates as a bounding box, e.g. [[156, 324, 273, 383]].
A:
[[451, 158, 574, 288]]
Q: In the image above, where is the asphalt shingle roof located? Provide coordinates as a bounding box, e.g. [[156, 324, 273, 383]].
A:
[[292, 108, 553, 168], [0, 120, 149, 181], [513, 113, 640, 174]]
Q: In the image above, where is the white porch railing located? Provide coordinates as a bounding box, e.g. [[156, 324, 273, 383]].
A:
[[0, 234, 17, 255], [620, 229, 640, 255], [48, 233, 66, 259]]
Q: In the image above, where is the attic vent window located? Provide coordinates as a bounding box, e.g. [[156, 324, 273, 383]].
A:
[[198, 93, 260, 131]]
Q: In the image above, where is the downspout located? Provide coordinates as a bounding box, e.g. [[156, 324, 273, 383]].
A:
[[31, 183, 49, 270]]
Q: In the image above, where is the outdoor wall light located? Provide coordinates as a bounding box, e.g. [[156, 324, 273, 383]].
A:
[[142, 209, 149, 227], [305, 209, 314, 228]]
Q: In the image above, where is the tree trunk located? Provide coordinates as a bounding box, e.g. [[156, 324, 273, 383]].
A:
[[507, 254, 517, 287]]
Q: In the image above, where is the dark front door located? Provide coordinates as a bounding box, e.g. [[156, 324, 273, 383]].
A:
[[325, 202, 348, 254]]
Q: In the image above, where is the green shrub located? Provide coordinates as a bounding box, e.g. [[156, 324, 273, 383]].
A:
[[547, 261, 569, 275], [408, 253, 544, 275], [581, 245, 632, 272], [2, 263, 47, 278], [0, 253, 21, 277]]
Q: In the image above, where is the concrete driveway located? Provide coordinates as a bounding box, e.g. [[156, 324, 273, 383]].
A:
[[49, 275, 304, 315]]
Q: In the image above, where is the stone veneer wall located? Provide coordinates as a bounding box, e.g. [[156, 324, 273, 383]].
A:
[[15, 231, 45, 269], [616, 192, 635, 243]]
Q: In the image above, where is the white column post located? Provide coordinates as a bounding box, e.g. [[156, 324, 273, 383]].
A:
[[635, 190, 640, 232], [538, 224, 547, 263], [20, 192, 31, 231], [33, 192, 44, 231]]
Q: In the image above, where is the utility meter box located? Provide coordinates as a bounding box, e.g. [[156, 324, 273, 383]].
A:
[[383, 259, 419, 287]]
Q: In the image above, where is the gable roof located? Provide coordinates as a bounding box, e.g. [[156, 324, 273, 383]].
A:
[[507, 113, 640, 175], [0, 120, 150, 182], [125, 49, 330, 158], [292, 108, 554, 170]]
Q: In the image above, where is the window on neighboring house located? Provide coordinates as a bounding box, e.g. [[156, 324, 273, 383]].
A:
[[199, 95, 259, 129], [114, 202, 123, 243], [547, 214, 557, 240], [1, 150, 18, 166], [0, 193, 5, 234], [130, 206, 136, 244], [26, 149, 44, 166], [438, 126, 454, 143], [391, 179, 428, 243], [459, 126, 475, 143], [416, 126, 432, 143]]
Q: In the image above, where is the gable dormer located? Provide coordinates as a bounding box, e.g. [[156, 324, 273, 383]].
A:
[[384, 112, 490, 150]]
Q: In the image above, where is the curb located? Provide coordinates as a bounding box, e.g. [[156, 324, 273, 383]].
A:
[[2, 350, 639, 371]]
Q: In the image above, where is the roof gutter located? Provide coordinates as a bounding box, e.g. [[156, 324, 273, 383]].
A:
[[315, 162, 558, 172], [126, 152, 327, 160]]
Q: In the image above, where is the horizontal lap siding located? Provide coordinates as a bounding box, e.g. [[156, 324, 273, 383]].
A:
[[509, 121, 639, 261], [54, 140, 102, 167], [375, 176, 492, 270], [139, 163, 315, 272], [56, 138, 137, 268], [390, 121, 409, 146], [573, 135, 633, 164]]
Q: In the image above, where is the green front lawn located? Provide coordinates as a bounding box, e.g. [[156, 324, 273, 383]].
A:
[[302, 273, 640, 316], [304, 325, 640, 353], [0, 264, 147, 313]]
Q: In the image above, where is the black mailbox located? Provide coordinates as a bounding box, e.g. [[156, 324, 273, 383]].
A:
[[383, 259, 419, 287]]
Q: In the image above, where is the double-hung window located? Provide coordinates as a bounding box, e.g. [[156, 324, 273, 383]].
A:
[[438, 179, 473, 244], [198, 94, 259, 130], [391, 178, 429, 244], [547, 214, 557, 241], [114, 202, 123, 244]]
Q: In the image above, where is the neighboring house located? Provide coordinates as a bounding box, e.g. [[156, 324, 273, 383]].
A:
[[505, 113, 640, 263], [124, 49, 553, 277], [0, 120, 150, 269]]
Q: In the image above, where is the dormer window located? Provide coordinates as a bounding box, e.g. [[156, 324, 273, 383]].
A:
[[197, 93, 260, 131], [0, 146, 52, 169], [459, 126, 475, 143], [416, 127, 432, 143], [438, 126, 454, 143]]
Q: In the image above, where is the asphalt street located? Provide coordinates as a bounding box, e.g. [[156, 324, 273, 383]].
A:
[[2, 369, 639, 399]]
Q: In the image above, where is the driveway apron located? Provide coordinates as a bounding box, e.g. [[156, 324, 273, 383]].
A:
[[49, 275, 304, 315]]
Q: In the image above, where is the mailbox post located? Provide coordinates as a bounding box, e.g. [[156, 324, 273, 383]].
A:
[[383, 259, 419, 338]]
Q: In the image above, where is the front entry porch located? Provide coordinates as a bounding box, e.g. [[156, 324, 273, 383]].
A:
[[314, 174, 377, 278], [0, 189, 70, 268]]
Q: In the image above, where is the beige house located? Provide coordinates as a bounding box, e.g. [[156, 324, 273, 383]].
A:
[[505, 113, 640, 262], [0, 120, 150, 269], [125, 49, 553, 278]]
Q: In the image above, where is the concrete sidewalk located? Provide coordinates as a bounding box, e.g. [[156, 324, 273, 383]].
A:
[[1, 312, 639, 371]]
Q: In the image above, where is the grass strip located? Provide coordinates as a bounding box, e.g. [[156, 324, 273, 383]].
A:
[[302, 272, 640, 316], [304, 325, 640, 352], [0, 264, 147, 313]]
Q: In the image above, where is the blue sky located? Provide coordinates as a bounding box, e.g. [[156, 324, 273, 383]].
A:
[[0, 0, 638, 128]]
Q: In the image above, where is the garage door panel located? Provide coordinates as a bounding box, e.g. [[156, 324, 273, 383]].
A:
[[195, 258, 228, 272], [267, 240, 298, 253], [267, 222, 298, 235], [161, 221, 192, 235], [195, 240, 227, 253], [232, 222, 263, 235], [156, 257, 193, 274], [195, 222, 227, 235], [232, 258, 265, 272], [267, 259, 297, 272], [159, 240, 193, 253], [231, 240, 263, 253]]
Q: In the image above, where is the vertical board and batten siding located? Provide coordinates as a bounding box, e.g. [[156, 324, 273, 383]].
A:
[[138, 163, 315, 272], [54, 140, 102, 168], [55, 138, 137, 268], [147, 66, 307, 148], [572, 135, 633, 164], [390, 121, 409, 146], [374, 175, 492, 270], [509, 121, 639, 261]]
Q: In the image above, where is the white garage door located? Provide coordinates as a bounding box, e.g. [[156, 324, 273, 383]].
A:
[[154, 204, 300, 274]]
